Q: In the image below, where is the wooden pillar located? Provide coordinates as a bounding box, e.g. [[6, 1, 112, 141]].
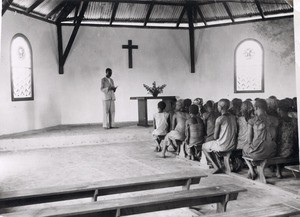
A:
[[137, 99, 148, 126], [57, 24, 64, 74], [187, 4, 195, 73]]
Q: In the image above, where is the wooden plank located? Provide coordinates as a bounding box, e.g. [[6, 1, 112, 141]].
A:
[[187, 4, 195, 73], [56, 2, 78, 23], [2, 0, 13, 15], [110, 2, 119, 25], [62, 1, 89, 65], [197, 5, 207, 26], [26, 0, 44, 13], [45, 2, 66, 20], [223, 2, 234, 23], [3, 184, 246, 217], [205, 203, 300, 217], [0, 171, 206, 207], [255, 0, 265, 19], [176, 6, 186, 27], [144, 2, 154, 26]]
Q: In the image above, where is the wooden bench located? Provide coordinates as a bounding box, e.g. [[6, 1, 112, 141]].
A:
[[3, 184, 247, 217], [0, 171, 206, 208], [243, 156, 299, 183], [285, 165, 300, 178], [204, 200, 300, 217]]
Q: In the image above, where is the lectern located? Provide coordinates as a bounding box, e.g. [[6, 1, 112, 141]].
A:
[[130, 96, 177, 126]]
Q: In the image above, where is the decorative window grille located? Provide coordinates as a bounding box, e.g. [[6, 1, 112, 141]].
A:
[[234, 39, 264, 93], [11, 34, 34, 101]]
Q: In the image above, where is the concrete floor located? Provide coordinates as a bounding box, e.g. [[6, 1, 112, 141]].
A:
[[0, 123, 300, 216]]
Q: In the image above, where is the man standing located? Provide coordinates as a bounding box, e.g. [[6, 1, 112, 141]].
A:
[[101, 68, 117, 129]]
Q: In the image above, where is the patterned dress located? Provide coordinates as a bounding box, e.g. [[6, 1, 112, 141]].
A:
[[277, 117, 298, 158]]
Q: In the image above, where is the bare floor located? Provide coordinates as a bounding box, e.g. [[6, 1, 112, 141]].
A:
[[0, 123, 300, 216]]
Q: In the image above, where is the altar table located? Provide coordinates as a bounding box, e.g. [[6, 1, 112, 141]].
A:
[[130, 96, 177, 126]]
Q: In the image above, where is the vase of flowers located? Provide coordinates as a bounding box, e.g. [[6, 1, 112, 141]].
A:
[[143, 81, 166, 97]]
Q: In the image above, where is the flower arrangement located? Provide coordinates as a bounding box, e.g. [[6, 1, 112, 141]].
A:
[[143, 81, 166, 97]]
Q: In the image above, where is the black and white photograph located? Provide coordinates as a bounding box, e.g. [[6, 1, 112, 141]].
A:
[[0, 0, 300, 216]]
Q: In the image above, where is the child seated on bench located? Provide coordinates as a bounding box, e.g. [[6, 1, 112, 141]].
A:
[[153, 101, 170, 152], [184, 104, 206, 161], [161, 99, 190, 158], [202, 99, 237, 173], [276, 99, 298, 178], [243, 99, 279, 179]]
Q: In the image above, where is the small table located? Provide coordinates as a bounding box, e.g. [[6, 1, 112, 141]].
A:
[[285, 165, 300, 178], [130, 96, 177, 126]]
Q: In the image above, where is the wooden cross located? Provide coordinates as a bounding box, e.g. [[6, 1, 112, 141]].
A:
[[122, 40, 138, 68]]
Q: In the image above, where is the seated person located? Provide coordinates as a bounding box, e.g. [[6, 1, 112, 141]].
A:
[[152, 101, 170, 152], [202, 99, 237, 173], [202, 100, 219, 142], [161, 99, 190, 158], [183, 98, 192, 114], [243, 99, 279, 179], [184, 105, 206, 161], [266, 96, 279, 117], [276, 99, 298, 178], [229, 98, 242, 117], [193, 98, 205, 118]]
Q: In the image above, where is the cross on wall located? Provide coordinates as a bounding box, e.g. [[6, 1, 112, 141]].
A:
[[122, 40, 138, 68]]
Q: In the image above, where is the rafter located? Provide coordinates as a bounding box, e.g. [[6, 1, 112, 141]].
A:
[[255, 0, 265, 19], [57, 24, 64, 74], [45, 2, 66, 20], [197, 5, 207, 26], [144, 2, 154, 26], [177, 6, 186, 28], [56, 2, 78, 23], [73, 4, 80, 24], [62, 1, 89, 66], [2, 0, 13, 16], [223, 2, 234, 23], [110, 2, 119, 25], [26, 0, 44, 13], [187, 3, 195, 73]]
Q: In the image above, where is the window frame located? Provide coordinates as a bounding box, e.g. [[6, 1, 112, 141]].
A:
[[10, 33, 34, 101], [234, 38, 264, 94]]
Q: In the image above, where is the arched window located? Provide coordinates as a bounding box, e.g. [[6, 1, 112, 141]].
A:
[[11, 34, 34, 101], [234, 39, 264, 93]]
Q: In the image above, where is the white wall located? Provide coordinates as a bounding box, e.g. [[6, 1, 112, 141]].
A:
[[0, 12, 62, 134], [61, 18, 295, 125], [294, 2, 300, 160], [0, 11, 296, 134]]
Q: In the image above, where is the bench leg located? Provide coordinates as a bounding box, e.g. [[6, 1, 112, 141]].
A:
[[115, 208, 121, 217], [223, 154, 231, 174], [217, 194, 229, 213], [257, 160, 267, 184], [93, 189, 99, 202], [243, 158, 256, 180], [182, 178, 192, 190], [292, 171, 300, 178]]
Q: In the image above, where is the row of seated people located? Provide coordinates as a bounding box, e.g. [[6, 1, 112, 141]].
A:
[[152, 96, 298, 178]]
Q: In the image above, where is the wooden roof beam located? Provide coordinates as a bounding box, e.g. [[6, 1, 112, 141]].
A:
[[187, 3, 195, 73], [45, 2, 66, 20], [144, 2, 154, 26], [223, 2, 235, 23], [110, 2, 119, 25], [2, 0, 13, 16], [176, 6, 186, 28], [56, 2, 78, 24], [73, 4, 80, 24], [26, 0, 44, 13], [197, 5, 207, 26], [255, 0, 265, 19], [62, 1, 89, 66]]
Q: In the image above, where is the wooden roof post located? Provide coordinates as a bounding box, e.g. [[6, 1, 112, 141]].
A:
[[187, 3, 195, 73]]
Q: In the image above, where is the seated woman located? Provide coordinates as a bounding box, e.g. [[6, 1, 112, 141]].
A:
[[229, 98, 242, 117], [243, 99, 279, 180], [161, 99, 190, 158], [202, 100, 219, 143], [184, 105, 206, 161], [276, 99, 298, 178], [152, 101, 170, 152], [202, 99, 237, 173]]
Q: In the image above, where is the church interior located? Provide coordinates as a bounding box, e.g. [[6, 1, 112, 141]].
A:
[[1, 0, 300, 216]]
